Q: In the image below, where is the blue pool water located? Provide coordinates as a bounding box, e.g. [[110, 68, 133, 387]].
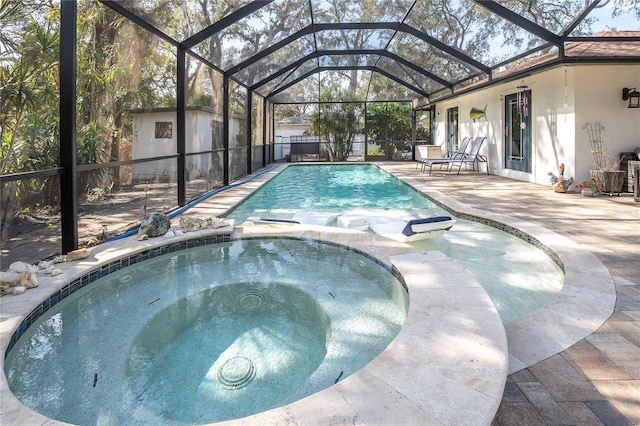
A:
[[227, 164, 563, 323], [5, 238, 407, 425], [230, 163, 444, 216]]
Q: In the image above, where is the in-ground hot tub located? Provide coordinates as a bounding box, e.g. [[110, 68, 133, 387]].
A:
[[4, 237, 408, 425]]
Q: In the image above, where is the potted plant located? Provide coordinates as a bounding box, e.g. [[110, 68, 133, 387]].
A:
[[577, 178, 601, 196], [589, 154, 625, 196], [584, 122, 625, 196]]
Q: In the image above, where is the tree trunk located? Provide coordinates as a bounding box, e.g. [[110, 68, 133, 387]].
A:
[[110, 98, 124, 189], [1, 182, 18, 240]]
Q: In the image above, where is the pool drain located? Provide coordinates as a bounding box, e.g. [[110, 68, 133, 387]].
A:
[[236, 290, 265, 309], [217, 357, 256, 389]]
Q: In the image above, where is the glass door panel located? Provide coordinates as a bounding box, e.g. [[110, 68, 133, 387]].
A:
[[446, 107, 459, 153], [504, 91, 531, 172]]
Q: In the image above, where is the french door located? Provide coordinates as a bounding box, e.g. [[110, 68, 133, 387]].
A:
[[504, 91, 531, 172], [446, 107, 459, 153]]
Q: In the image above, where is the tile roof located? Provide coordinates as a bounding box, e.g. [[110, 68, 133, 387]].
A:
[[566, 31, 640, 57], [448, 31, 640, 97]]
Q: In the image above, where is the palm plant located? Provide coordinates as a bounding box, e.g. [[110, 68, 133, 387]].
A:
[[1, 2, 60, 237]]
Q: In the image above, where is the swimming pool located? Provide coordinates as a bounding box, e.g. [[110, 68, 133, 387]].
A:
[[4, 238, 408, 425], [231, 163, 442, 214], [227, 164, 564, 323]]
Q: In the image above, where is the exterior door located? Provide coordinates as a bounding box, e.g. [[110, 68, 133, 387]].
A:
[[504, 91, 531, 172], [446, 107, 459, 153]]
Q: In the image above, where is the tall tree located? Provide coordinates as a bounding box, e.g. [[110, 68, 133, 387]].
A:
[[0, 0, 59, 237], [311, 85, 362, 161]]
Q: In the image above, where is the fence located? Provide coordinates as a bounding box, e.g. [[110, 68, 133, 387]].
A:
[[273, 135, 419, 162]]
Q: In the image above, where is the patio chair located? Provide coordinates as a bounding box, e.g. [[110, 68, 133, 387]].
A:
[[449, 136, 488, 175], [291, 211, 339, 225], [419, 137, 471, 175]]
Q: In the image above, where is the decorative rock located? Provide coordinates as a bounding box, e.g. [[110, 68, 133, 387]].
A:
[[12, 286, 26, 296], [211, 217, 229, 228], [180, 216, 206, 232], [38, 260, 52, 269], [20, 272, 38, 288], [9, 261, 38, 274], [139, 212, 172, 239], [52, 248, 92, 263], [175, 216, 229, 232], [0, 271, 22, 287], [1, 268, 38, 296], [66, 248, 91, 261], [37, 260, 55, 274], [37, 265, 54, 275]]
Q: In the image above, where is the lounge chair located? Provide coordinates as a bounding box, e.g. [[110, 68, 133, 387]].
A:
[[419, 137, 471, 175], [336, 214, 370, 231], [291, 211, 339, 225], [248, 217, 300, 225], [449, 136, 488, 175], [248, 211, 339, 226], [368, 216, 456, 242]]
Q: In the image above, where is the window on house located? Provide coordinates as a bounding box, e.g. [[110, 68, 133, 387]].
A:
[[155, 122, 172, 139]]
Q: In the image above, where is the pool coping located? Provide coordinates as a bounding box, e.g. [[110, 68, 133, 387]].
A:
[[1, 223, 508, 425]]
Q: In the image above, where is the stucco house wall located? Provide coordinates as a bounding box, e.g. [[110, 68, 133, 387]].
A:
[[132, 110, 178, 181], [273, 119, 311, 160], [573, 65, 640, 183], [432, 64, 640, 187], [275, 123, 310, 139]]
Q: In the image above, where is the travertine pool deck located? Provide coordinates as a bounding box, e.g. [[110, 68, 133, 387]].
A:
[[381, 163, 639, 425], [1, 162, 639, 425]]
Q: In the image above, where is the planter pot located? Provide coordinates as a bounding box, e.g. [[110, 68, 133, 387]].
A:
[[589, 170, 625, 196], [581, 189, 596, 196]]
